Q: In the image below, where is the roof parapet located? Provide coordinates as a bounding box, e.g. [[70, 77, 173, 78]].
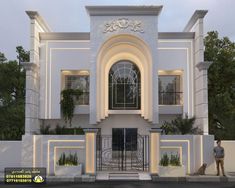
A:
[[26, 11, 51, 32], [183, 10, 208, 32]]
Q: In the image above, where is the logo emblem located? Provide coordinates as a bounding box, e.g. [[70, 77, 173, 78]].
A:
[[33, 175, 44, 183]]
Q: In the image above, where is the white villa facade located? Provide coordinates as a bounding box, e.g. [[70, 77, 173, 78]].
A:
[[25, 6, 211, 135], [1, 5, 224, 180]]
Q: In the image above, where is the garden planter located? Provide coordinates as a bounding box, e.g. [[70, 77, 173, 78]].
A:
[[159, 165, 186, 177], [55, 164, 82, 176]]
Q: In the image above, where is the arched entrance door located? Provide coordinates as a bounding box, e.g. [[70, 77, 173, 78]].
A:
[[108, 60, 141, 110]]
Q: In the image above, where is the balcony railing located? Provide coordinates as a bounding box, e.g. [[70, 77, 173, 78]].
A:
[[159, 92, 183, 105]]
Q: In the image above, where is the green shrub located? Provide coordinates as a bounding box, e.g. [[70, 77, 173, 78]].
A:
[[170, 153, 181, 166], [55, 124, 66, 134], [57, 152, 79, 166], [160, 153, 181, 166], [159, 153, 169, 166], [60, 89, 82, 126], [161, 114, 202, 135], [40, 124, 85, 135], [161, 121, 178, 135], [40, 124, 52, 134], [75, 127, 85, 135]]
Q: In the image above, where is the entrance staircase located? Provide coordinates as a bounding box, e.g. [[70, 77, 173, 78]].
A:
[[96, 172, 152, 181], [109, 172, 139, 180]]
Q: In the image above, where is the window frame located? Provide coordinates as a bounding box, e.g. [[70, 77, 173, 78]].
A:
[[158, 74, 183, 105], [63, 72, 90, 106], [108, 60, 141, 110]]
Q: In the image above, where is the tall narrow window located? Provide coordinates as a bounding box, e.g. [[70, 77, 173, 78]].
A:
[[158, 75, 182, 105], [109, 60, 141, 110], [65, 75, 89, 105]]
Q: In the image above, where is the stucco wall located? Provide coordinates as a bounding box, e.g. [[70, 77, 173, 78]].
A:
[[39, 40, 91, 119], [215, 141, 235, 172], [0, 141, 22, 172], [43, 114, 181, 134], [43, 114, 153, 135], [39, 17, 196, 123], [21, 135, 86, 175], [158, 40, 194, 118], [160, 135, 215, 174], [39, 38, 194, 123], [89, 15, 159, 124]]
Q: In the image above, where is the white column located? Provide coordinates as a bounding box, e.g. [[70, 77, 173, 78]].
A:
[[195, 61, 212, 135], [26, 11, 51, 120], [183, 10, 209, 134], [22, 62, 40, 134]]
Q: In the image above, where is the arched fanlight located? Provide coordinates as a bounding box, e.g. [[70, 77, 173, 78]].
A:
[[109, 60, 141, 110]]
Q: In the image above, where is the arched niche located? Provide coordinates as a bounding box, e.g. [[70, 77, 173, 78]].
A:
[[96, 34, 153, 122]]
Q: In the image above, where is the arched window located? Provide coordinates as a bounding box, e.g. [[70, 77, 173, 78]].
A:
[[109, 60, 141, 110]]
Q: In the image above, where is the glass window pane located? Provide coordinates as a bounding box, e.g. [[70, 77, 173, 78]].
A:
[[116, 84, 125, 104], [109, 60, 141, 110], [65, 75, 89, 105], [158, 75, 182, 105]]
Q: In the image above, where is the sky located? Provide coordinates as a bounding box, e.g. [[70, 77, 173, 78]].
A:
[[0, 0, 235, 60]]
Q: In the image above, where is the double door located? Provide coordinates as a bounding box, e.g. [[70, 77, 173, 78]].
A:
[[96, 128, 149, 171]]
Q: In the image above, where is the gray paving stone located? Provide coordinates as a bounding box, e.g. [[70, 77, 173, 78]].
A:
[[186, 176, 221, 182], [74, 176, 82, 182], [227, 177, 235, 182], [47, 176, 74, 182]]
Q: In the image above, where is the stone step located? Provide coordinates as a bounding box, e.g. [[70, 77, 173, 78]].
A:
[[109, 173, 139, 180]]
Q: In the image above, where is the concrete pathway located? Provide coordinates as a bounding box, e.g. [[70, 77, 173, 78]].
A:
[[1, 172, 235, 182], [0, 180, 235, 188]]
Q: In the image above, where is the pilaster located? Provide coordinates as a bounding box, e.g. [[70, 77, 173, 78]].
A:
[[24, 11, 51, 130], [22, 62, 40, 134], [184, 10, 210, 134], [84, 129, 98, 175], [195, 61, 212, 134], [149, 128, 161, 174]]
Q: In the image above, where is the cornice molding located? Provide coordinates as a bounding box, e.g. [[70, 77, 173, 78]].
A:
[[158, 32, 195, 39], [39, 32, 195, 40], [183, 10, 208, 32], [26, 11, 51, 32], [86, 6, 163, 16]]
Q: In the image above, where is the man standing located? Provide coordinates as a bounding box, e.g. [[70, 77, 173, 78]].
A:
[[214, 139, 225, 176]]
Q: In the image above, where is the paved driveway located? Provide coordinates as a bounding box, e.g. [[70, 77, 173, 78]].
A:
[[1, 181, 235, 188]]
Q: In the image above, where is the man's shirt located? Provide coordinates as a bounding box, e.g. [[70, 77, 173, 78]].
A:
[[214, 146, 225, 158]]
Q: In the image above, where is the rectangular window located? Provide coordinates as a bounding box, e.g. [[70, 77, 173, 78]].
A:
[[158, 75, 182, 105], [65, 75, 89, 105]]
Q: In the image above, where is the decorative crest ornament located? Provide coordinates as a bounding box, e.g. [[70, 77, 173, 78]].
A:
[[103, 18, 144, 33]]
